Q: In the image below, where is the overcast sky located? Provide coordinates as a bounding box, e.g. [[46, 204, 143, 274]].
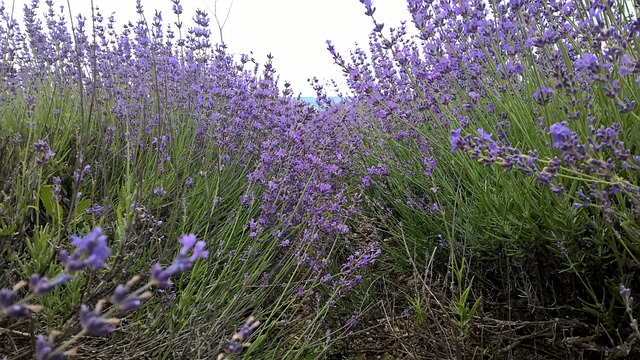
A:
[[7, 0, 413, 96]]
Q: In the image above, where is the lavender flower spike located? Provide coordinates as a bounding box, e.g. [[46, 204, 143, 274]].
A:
[[34, 140, 55, 165], [218, 317, 261, 359], [30, 274, 72, 295], [60, 227, 111, 273], [548, 122, 574, 149], [151, 263, 174, 289], [1, 281, 43, 318], [169, 234, 209, 273], [79, 301, 119, 336], [232, 316, 261, 342], [35, 332, 77, 360], [109, 276, 152, 311], [151, 234, 208, 288], [35, 334, 63, 360], [620, 284, 635, 314]]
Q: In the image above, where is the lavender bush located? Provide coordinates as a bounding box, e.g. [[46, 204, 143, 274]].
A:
[[2, 0, 640, 358], [1, 228, 208, 358], [0, 0, 378, 358], [324, 0, 640, 355]]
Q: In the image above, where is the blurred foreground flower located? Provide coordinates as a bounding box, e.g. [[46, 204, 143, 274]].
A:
[[1, 228, 208, 359], [151, 234, 209, 288], [217, 316, 261, 359], [59, 227, 110, 272]]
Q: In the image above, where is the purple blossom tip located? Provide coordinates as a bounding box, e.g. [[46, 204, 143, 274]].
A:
[[222, 316, 260, 357], [151, 263, 173, 289], [35, 334, 64, 360], [61, 227, 110, 272], [79, 302, 119, 336], [4, 304, 31, 318], [179, 234, 198, 255], [30, 274, 72, 295], [109, 276, 151, 311], [450, 128, 463, 152], [34, 140, 55, 165], [0, 288, 18, 308], [548, 122, 573, 148]]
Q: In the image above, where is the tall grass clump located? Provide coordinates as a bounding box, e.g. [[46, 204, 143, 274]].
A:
[[325, 0, 640, 356], [0, 0, 381, 358]]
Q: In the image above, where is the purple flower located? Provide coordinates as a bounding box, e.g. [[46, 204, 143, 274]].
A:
[[3, 304, 31, 318], [60, 227, 111, 272], [476, 128, 493, 142], [234, 316, 261, 341], [346, 313, 358, 329], [557, 241, 568, 256], [173, 237, 209, 269], [1, 282, 43, 318], [74, 165, 91, 184], [109, 276, 152, 311], [151, 263, 173, 289], [29, 274, 72, 295], [184, 176, 194, 188], [616, 98, 635, 114], [548, 122, 573, 148], [52, 177, 62, 202], [575, 53, 600, 72], [151, 234, 208, 288], [533, 86, 554, 105], [437, 234, 447, 248], [35, 334, 64, 360], [178, 234, 198, 255], [0, 288, 17, 308], [85, 204, 105, 216], [171, 0, 183, 15], [620, 284, 635, 314], [79, 302, 118, 336], [550, 183, 565, 196], [223, 316, 261, 356], [34, 140, 55, 165], [450, 128, 463, 152]]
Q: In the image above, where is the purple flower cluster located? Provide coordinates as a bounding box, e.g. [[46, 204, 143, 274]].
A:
[[150, 234, 209, 289], [620, 284, 638, 332], [342, 0, 640, 228], [1, 228, 207, 358], [0, 0, 385, 314], [0, 281, 43, 318], [59, 227, 110, 272], [34, 140, 55, 166], [217, 316, 261, 359], [323, 0, 640, 337]]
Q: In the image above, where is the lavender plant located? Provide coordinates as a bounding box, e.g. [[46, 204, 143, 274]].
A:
[[7, 0, 638, 356], [0, 0, 380, 358], [1, 228, 208, 359], [323, 0, 640, 353]]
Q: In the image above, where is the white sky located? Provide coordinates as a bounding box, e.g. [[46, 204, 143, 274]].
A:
[[7, 0, 413, 96]]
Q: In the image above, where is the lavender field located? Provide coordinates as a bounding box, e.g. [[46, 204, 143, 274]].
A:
[[1, 0, 640, 358]]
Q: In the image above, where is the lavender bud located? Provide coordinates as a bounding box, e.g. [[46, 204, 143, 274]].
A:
[[29, 274, 72, 295], [60, 227, 110, 273], [79, 301, 119, 336], [34, 140, 55, 165], [35, 334, 64, 360]]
